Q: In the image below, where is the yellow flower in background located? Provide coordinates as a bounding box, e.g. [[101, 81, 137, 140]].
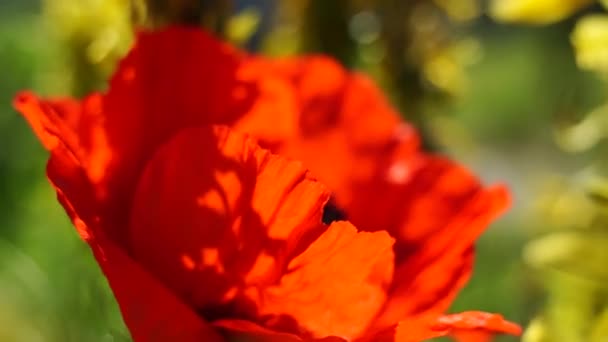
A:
[[554, 103, 608, 153], [522, 318, 550, 342], [590, 308, 608, 342], [525, 170, 608, 342], [523, 232, 608, 342], [422, 38, 482, 96], [433, 0, 481, 22], [490, 0, 593, 24], [226, 7, 261, 46], [525, 231, 608, 283], [572, 15, 608, 74], [44, 0, 132, 94]]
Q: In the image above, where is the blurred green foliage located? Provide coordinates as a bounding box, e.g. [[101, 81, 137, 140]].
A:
[[0, 2, 128, 340], [485, 1, 608, 341]]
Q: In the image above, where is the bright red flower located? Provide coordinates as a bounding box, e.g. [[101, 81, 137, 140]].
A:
[[14, 27, 521, 341]]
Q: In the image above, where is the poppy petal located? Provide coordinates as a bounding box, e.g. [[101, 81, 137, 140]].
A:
[[214, 319, 345, 342], [128, 125, 331, 316], [365, 156, 510, 328], [94, 27, 260, 246], [215, 319, 303, 341], [357, 318, 448, 342], [361, 311, 521, 342], [15, 27, 287, 248], [89, 233, 225, 342], [255, 221, 395, 340], [266, 58, 406, 209], [437, 311, 522, 341], [14, 91, 78, 151], [339, 73, 405, 150], [41, 143, 223, 342], [14, 90, 113, 183], [386, 186, 510, 318]]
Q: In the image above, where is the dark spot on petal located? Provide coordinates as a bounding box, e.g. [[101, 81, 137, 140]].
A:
[[322, 197, 347, 224]]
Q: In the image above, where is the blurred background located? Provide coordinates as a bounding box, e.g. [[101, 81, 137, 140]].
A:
[[2, 0, 608, 341]]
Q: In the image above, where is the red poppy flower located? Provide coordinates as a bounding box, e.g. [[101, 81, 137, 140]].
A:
[[14, 27, 521, 341]]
